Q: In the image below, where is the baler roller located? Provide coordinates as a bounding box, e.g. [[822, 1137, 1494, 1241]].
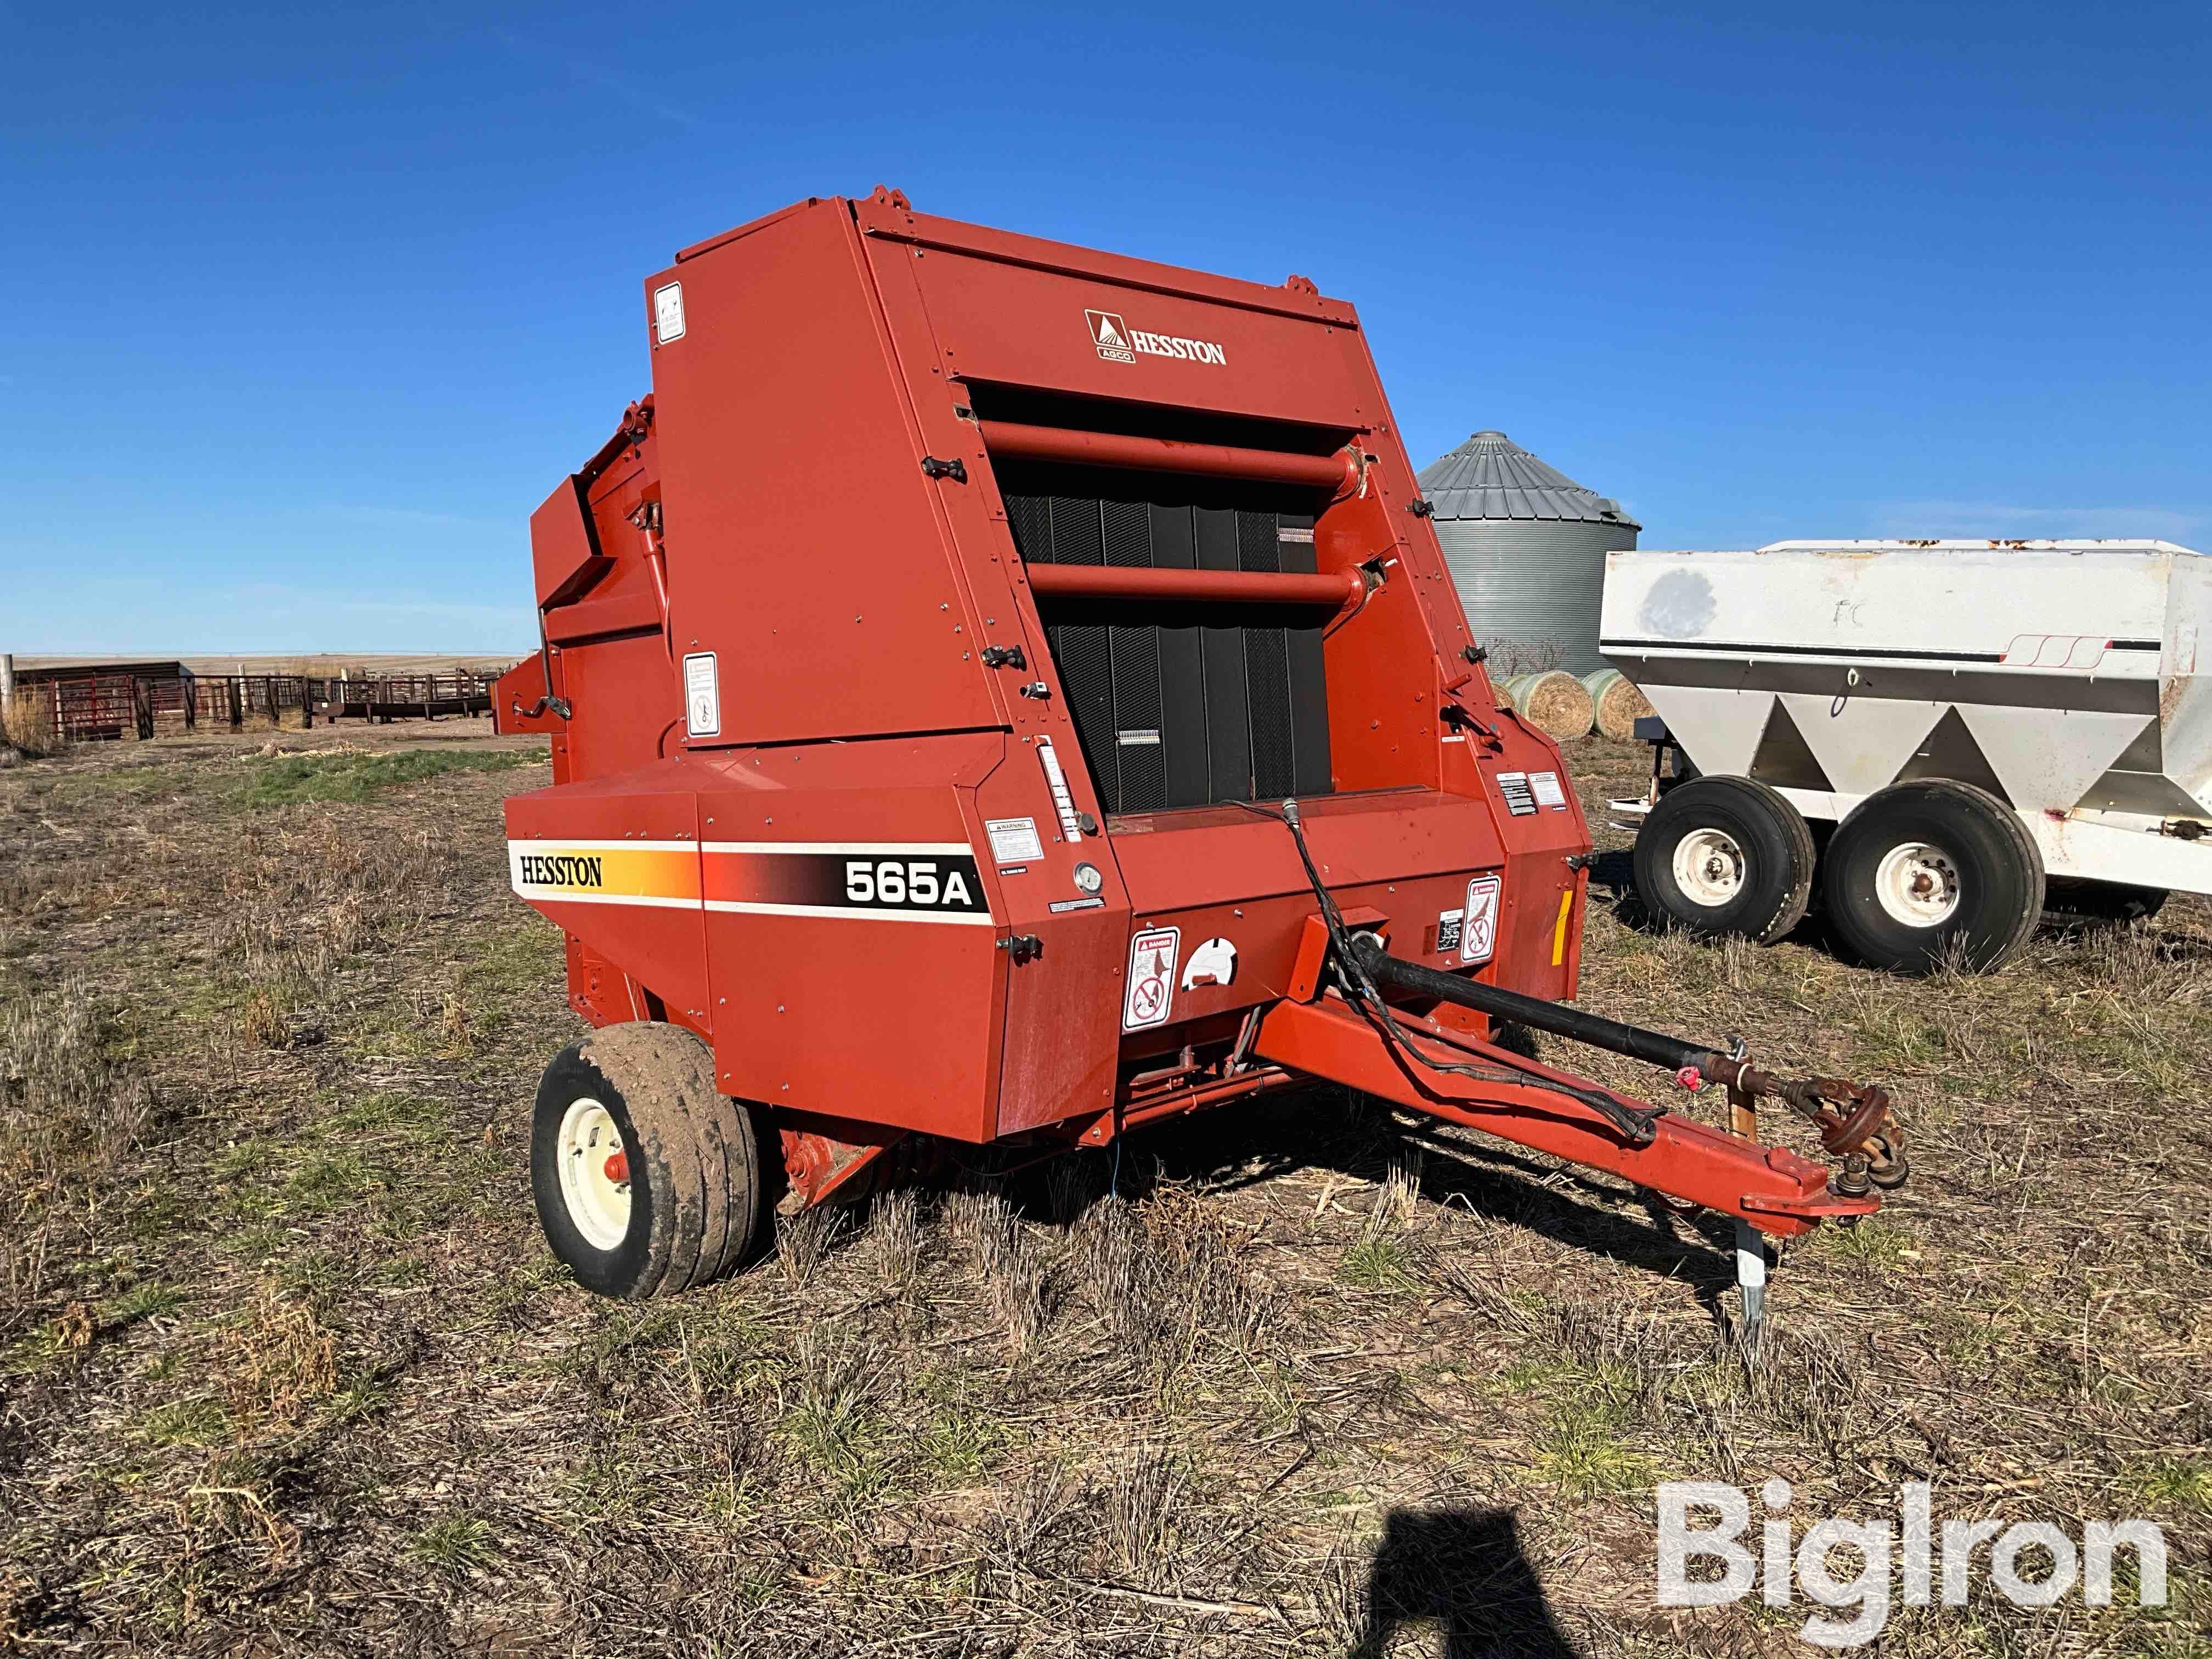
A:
[[979, 417, 1359, 494], [1024, 561, 1367, 610]]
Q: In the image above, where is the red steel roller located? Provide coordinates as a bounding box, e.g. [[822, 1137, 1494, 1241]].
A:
[[979, 418, 1357, 494]]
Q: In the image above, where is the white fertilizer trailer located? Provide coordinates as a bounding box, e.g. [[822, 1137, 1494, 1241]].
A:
[[1600, 540, 2212, 973]]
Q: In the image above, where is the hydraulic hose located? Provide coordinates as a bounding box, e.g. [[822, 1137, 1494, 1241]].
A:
[[1239, 799, 1660, 1144], [1347, 935, 1713, 1074]]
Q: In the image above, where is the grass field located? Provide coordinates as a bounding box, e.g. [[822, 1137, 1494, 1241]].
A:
[[1, 725, 2206, 1656]]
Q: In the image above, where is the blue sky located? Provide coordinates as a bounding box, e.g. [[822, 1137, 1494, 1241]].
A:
[[3, 2, 2207, 654]]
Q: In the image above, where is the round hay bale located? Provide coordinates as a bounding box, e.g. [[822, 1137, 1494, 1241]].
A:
[[1581, 667, 1654, 741], [1502, 670, 1594, 741]]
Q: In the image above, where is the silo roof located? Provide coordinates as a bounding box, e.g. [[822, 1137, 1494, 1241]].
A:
[[1417, 430, 1639, 527]]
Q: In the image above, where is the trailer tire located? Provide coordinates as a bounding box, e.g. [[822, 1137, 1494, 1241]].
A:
[[531, 1022, 762, 1299], [1822, 780, 2044, 974], [1632, 776, 1815, 944], [2042, 877, 2168, 929]]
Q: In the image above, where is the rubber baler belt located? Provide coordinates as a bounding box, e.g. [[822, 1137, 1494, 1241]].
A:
[[1005, 493, 1330, 814]]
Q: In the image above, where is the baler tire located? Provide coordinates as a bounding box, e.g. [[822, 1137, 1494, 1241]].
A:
[[1821, 780, 2044, 975], [531, 1023, 761, 1299], [1631, 775, 1814, 945]]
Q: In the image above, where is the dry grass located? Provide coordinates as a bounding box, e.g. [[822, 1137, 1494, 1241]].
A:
[[0, 725, 2206, 1656], [0, 697, 62, 760]]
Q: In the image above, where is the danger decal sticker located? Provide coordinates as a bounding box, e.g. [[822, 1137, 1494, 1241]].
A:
[[701, 843, 992, 925], [1495, 771, 1538, 816], [653, 281, 686, 344], [1124, 927, 1181, 1030], [682, 652, 720, 737], [1462, 875, 1502, 964], [1530, 771, 1568, 811]]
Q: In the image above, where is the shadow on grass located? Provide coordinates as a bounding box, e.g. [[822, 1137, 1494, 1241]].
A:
[[1101, 1087, 1741, 1312], [1356, 1504, 1581, 1658]]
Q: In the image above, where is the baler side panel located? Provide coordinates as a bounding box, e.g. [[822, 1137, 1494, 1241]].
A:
[[857, 223, 1180, 1136], [546, 453, 680, 782], [1312, 480, 1446, 795], [501, 774, 713, 1027], [1447, 697, 1592, 1003], [645, 201, 1001, 748], [854, 225, 1077, 783], [695, 735, 1009, 1143], [1105, 791, 1510, 1045], [969, 746, 1128, 1135]]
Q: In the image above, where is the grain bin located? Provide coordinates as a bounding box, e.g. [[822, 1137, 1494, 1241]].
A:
[[1418, 431, 1638, 675]]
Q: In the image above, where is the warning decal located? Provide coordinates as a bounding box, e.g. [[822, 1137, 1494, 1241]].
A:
[[1495, 771, 1537, 816], [1462, 875, 1502, 964], [986, 817, 1045, 864], [1123, 926, 1181, 1030], [1530, 771, 1568, 811], [653, 282, 686, 345], [683, 652, 720, 738]]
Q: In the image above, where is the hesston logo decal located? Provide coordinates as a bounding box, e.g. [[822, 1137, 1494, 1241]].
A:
[[1085, 309, 1226, 368], [517, 852, 605, 889]]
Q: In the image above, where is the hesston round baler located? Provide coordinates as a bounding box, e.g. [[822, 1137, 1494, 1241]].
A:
[[494, 188, 1906, 1339]]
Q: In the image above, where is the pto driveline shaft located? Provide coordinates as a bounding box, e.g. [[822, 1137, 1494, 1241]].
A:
[[1347, 934, 1716, 1075]]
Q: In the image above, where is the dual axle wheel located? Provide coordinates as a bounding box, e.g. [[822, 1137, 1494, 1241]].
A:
[[1635, 776, 2046, 974]]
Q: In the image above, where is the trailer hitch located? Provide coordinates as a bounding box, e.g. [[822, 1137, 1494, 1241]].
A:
[[1338, 931, 1906, 1359], [1252, 798, 1899, 1354], [1342, 934, 1908, 1185]]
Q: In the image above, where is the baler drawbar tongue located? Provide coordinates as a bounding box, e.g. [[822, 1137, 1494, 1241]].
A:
[[1242, 802, 1905, 1352]]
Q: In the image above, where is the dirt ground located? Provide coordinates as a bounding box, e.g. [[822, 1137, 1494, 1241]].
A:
[[1, 720, 2206, 1657]]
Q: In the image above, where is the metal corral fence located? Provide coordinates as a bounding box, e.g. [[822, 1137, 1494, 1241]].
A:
[[11, 670, 503, 744]]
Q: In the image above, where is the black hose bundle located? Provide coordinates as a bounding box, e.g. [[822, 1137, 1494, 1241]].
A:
[[1240, 799, 1660, 1146]]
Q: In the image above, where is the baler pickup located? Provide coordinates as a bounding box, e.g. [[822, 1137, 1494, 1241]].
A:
[[492, 188, 1906, 1341]]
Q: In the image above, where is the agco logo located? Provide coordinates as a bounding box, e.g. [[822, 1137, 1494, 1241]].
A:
[[1085, 309, 1226, 368]]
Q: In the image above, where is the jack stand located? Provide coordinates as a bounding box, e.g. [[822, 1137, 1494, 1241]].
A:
[[1735, 1218, 1768, 1360]]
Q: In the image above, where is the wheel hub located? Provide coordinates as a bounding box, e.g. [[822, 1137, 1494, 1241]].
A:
[[1874, 840, 1961, 927], [1672, 827, 1747, 907], [556, 1097, 632, 1250]]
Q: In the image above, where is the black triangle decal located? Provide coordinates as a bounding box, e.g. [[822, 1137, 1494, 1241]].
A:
[[1895, 707, 2008, 803], [1747, 700, 1832, 792]]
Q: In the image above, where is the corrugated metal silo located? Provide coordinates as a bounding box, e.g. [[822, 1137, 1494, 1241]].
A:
[[1417, 431, 1639, 675]]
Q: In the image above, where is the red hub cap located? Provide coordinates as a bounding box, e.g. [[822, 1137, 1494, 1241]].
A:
[[603, 1150, 629, 1185]]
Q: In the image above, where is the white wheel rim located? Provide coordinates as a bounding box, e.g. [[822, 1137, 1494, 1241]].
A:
[[1672, 827, 1746, 907], [556, 1097, 632, 1251], [1874, 840, 1960, 927]]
